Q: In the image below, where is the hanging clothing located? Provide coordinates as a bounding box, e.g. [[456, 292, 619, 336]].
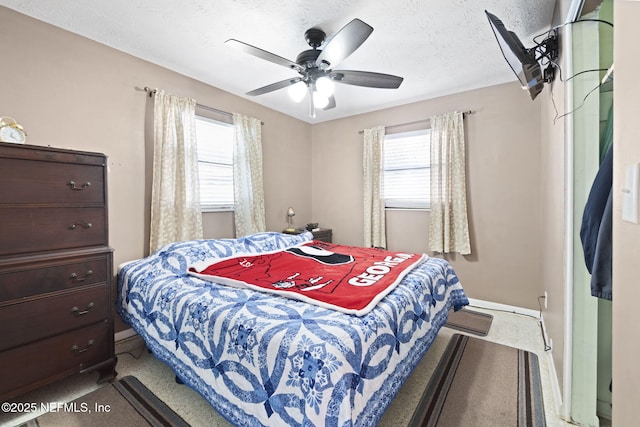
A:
[[579, 145, 613, 300], [590, 190, 612, 300], [600, 105, 613, 163]]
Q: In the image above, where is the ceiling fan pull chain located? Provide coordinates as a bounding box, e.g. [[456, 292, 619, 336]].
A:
[[309, 86, 316, 118]]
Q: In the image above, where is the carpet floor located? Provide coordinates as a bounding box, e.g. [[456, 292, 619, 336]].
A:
[[2, 307, 562, 427], [17, 376, 189, 427], [408, 333, 546, 427]]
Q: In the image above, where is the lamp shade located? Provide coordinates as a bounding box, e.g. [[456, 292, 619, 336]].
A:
[[312, 91, 329, 109], [315, 76, 334, 97], [287, 82, 307, 102]]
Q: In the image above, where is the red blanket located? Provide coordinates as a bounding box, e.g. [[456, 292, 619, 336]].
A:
[[188, 241, 427, 316]]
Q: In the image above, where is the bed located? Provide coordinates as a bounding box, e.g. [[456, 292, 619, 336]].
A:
[[117, 231, 468, 426]]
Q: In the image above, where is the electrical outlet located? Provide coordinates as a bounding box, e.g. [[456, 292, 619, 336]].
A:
[[544, 291, 548, 309]]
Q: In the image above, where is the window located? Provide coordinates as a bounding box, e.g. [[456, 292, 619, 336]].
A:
[[382, 129, 431, 209], [195, 116, 234, 211]]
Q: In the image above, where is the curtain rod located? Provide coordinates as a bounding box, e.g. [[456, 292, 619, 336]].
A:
[[142, 86, 264, 125], [357, 110, 474, 134]]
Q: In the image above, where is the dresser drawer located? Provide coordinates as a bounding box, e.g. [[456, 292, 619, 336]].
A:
[[0, 284, 109, 351], [0, 207, 107, 256], [0, 252, 110, 302], [0, 157, 105, 205], [0, 322, 111, 398]]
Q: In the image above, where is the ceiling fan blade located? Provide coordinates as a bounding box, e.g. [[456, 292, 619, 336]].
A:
[[316, 19, 373, 69], [323, 95, 336, 110], [331, 70, 404, 89], [246, 77, 302, 96], [225, 39, 305, 73]]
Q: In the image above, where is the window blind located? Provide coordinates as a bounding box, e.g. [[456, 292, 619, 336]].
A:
[[383, 129, 430, 209], [195, 116, 234, 211]]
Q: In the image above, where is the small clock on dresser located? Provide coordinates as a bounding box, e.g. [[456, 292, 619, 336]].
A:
[[0, 117, 27, 144]]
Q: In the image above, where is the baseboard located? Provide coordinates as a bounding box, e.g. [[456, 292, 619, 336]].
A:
[[539, 316, 564, 416], [115, 328, 138, 342], [467, 297, 541, 319]]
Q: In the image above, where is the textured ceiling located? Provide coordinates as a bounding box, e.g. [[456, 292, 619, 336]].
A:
[[0, 0, 556, 123]]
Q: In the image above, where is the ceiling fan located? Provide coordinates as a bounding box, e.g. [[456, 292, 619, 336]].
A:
[[225, 18, 404, 117]]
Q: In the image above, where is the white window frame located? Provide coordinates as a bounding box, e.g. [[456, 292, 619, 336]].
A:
[[382, 128, 431, 210], [195, 115, 235, 212]]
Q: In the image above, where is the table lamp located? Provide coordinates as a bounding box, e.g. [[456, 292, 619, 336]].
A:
[[285, 207, 296, 232]]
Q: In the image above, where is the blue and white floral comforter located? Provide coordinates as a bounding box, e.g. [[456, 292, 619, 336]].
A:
[[117, 232, 468, 427]]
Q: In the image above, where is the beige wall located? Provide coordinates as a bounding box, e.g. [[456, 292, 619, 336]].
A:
[[537, 0, 581, 408], [538, 1, 640, 424], [3, 7, 549, 327], [0, 7, 313, 268], [6, 3, 639, 425], [537, 0, 577, 407], [612, 1, 640, 425], [312, 83, 544, 309], [539, 71, 567, 399]]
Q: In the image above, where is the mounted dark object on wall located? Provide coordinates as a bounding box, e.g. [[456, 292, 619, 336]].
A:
[[226, 18, 403, 116], [485, 10, 558, 100]]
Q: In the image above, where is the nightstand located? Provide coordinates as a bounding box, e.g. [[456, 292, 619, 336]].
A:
[[283, 228, 332, 243]]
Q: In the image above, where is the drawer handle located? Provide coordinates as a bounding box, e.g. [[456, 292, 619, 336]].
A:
[[69, 222, 92, 230], [71, 339, 95, 354], [71, 270, 94, 282], [68, 181, 91, 191], [71, 302, 95, 316]]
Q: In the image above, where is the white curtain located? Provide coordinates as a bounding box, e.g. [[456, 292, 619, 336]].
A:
[[233, 113, 266, 237], [149, 90, 203, 253], [429, 111, 471, 255], [363, 125, 386, 248]]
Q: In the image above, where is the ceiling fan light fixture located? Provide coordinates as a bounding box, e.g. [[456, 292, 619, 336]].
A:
[[229, 18, 403, 114], [312, 90, 330, 109], [288, 81, 307, 102], [315, 76, 334, 97]]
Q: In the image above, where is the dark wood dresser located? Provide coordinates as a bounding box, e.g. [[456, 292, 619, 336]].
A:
[[0, 143, 116, 401]]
